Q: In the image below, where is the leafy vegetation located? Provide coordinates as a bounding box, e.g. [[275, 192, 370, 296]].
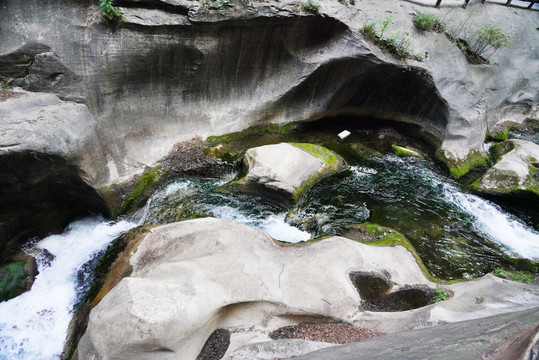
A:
[[470, 24, 510, 59], [361, 16, 423, 61], [302, 0, 319, 14], [433, 287, 448, 302], [492, 268, 534, 283], [99, 0, 125, 22], [413, 12, 444, 32], [442, 8, 511, 64]]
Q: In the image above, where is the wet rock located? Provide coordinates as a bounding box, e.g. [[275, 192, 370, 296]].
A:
[[472, 140, 539, 205], [0, 253, 37, 302]]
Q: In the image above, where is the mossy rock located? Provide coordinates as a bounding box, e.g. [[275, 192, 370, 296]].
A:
[[436, 148, 491, 179], [392, 145, 423, 158], [0, 254, 37, 302], [221, 142, 347, 203]]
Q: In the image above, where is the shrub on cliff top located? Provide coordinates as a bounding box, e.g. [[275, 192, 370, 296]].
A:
[[100, 0, 125, 22]]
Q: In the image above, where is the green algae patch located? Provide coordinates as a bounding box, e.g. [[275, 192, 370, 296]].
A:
[[493, 128, 509, 141], [205, 123, 300, 163], [489, 141, 515, 164], [357, 223, 440, 283], [352, 223, 476, 284], [289, 143, 346, 201], [289, 143, 339, 168], [492, 268, 534, 283], [436, 148, 491, 179], [0, 258, 36, 302], [392, 145, 421, 158], [206, 123, 299, 146], [115, 167, 163, 217]]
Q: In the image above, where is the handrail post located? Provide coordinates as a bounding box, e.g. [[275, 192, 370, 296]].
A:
[[435, 0, 442, 8], [505, 0, 512, 5], [463, 0, 470, 8], [528, 0, 536, 9]]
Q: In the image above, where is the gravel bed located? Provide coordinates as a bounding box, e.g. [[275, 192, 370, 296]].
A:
[[269, 322, 382, 344]]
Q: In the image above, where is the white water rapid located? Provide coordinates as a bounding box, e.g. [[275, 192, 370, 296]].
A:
[[385, 157, 539, 260], [0, 218, 136, 360], [208, 205, 311, 243]]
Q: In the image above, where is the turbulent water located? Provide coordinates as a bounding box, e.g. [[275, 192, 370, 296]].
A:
[[144, 176, 311, 243], [0, 218, 136, 360], [290, 155, 539, 278], [141, 155, 539, 279]]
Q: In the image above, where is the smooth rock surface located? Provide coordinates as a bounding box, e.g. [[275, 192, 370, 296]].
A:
[[475, 139, 539, 198], [224, 339, 335, 360], [291, 307, 539, 360], [76, 218, 539, 359], [240, 143, 345, 198]]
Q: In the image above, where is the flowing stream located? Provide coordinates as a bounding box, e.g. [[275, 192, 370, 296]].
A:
[[0, 218, 136, 360]]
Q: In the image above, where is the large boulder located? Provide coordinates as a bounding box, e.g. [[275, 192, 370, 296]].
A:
[[233, 143, 346, 201], [472, 139, 539, 203], [75, 218, 539, 359]]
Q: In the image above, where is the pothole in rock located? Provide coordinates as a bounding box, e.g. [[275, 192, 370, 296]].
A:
[[349, 271, 438, 311], [196, 328, 231, 360], [269, 322, 382, 344]]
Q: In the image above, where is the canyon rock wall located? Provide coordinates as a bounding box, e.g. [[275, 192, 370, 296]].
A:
[[2, 0, 536, 187]]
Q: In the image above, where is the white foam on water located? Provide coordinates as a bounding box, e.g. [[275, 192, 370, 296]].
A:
[[384, 156, 539, 260], [0, 218, 136, 360], [443, 188, 539, 259], [209, 205, 311, 243]]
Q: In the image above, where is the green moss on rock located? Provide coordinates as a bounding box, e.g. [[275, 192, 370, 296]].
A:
[[489, 141, 515, 164], [391, 145, 421, 157], [115, 167, 161, 217], [0, 257, 37, 302], [436, 148, 491, 179], [288, 143, 345, 201]]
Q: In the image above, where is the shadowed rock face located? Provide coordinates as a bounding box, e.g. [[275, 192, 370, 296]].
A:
[[0, 152, 110, 262]]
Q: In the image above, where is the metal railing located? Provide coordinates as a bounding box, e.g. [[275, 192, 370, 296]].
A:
[[430, 0, 537, 9]]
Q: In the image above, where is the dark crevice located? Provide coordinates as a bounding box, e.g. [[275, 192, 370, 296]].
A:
[[349, 271, 437, 311], [116, 0, 190, 16]]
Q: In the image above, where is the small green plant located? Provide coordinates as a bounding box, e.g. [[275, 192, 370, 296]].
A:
[[360, 23, 377, 39], [433, 287, 447, 302], [470, 24, 510, 59], [493, 268, 534, 283], [302, 0, 319, 14], [360, 18, 421, 61], [211, 0, 231, 8], [379, 15, 393, 38], [99, 0, 125, 22], [413, 12, 443, 32], [350, 0, 356, 4]]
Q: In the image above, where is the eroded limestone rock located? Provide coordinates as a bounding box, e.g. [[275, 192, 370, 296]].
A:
[[76, 218, 539, 360]]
